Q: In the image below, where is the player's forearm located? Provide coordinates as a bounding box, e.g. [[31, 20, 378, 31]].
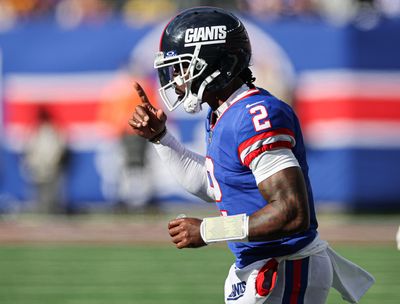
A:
[[152, 130, 214, 202], [248, 195, 310, 242], [249, 167, 310, 242]]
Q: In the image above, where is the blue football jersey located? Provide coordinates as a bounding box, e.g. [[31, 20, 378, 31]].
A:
[[205, 87, 318, 268]]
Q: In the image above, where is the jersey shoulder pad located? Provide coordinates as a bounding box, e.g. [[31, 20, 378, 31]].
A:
[[236, 95, 296, 167]]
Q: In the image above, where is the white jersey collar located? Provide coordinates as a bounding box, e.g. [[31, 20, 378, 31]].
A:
[[214, 84, 258, 117]]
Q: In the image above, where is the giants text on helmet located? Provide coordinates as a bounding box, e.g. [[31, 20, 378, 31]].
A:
[[184, 26, 227, 47]]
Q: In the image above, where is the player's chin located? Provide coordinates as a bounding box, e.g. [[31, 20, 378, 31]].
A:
[[175, 88, 185, 99]]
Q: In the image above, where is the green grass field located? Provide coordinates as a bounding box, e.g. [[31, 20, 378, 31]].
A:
[[0, 243, 397, 304]]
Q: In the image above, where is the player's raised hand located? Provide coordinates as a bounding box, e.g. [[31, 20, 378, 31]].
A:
[[128, 81, 167, 140], [168, 217, 207, 249]]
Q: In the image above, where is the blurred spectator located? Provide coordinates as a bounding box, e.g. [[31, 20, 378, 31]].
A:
[[316, 0, 359, 25], [0, 0, 54, 20], [0, 0, 55, 30], [122, 0, 176, 25], [116, 130, 154, 212], [23, 107, 69, 213], [175, 0, 237, 11], [377, 0, 400, 18], [55, 0, 113, 28], [0, 0, 17, 31], [238, 0, 318, 20], [353, 0, 381, 29], [1, 0, 400, 31], [97, 69, 158, 212]]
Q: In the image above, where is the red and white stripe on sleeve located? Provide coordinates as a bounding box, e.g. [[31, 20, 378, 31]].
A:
[[238, 128, 296, 167]]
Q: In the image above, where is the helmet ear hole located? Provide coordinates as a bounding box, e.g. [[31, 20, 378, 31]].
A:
[[199, 53, 239, 93], [196, 61, 204, 70]]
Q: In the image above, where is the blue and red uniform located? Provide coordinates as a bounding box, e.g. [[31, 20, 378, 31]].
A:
[[205, 87, 318, 268]]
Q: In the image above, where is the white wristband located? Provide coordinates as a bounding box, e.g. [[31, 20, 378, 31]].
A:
[[200, 214, 249, 243]]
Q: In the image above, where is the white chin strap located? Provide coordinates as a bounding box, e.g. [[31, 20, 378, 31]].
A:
[[183, 70, 221, 114]]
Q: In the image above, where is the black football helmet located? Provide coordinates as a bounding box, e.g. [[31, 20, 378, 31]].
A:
[[154, 7, 252, 113]]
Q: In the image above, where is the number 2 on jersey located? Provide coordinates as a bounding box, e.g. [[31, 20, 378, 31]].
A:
[[249, 104, 271, 131], [205, 157, 222, 202]]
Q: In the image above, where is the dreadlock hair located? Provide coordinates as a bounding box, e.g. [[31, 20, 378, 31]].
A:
[[239, 67, 256, 89]]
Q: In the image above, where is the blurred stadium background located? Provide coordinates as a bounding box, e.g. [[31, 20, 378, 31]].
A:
[[0, 0, 399, 303]]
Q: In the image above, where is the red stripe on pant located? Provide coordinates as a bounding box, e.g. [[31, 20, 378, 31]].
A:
[[282, 257, 309, 304], [290, 260, 303, 304]]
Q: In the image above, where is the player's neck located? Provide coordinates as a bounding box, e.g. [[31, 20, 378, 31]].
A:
[[204, 78, 245, 111]]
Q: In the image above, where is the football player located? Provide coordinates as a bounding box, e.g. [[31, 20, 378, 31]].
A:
[[129, 7, 374, 304]]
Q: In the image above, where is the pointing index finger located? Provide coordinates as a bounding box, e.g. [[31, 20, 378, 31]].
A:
[[133, 81, 151, 106]]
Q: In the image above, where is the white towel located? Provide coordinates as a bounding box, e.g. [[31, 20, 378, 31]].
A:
[[281, 235, 375, 303], [327, 246, 375, 303]]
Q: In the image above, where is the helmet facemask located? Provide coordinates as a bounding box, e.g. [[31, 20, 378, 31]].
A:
[[154, 44, 220, 113]]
